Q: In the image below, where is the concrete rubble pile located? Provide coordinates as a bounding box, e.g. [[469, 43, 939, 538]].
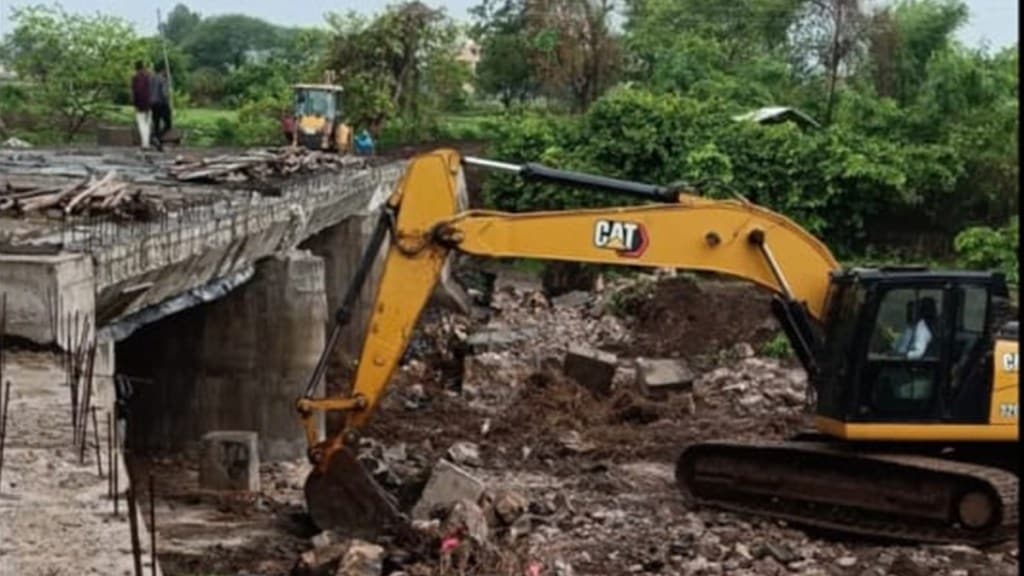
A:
[[134, 268, 1015, 575]]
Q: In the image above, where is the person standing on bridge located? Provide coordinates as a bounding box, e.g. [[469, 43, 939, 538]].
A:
[[149, 63, 172, 152], [131, 61, 152, 150]]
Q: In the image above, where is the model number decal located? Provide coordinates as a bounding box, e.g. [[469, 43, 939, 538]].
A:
[[593, 220, 649, 258], [999, 403, 1018, 419], [1001, 352, 1019, 373]]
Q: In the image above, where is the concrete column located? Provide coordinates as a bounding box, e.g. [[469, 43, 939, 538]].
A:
[[119, 249, 328, 461]]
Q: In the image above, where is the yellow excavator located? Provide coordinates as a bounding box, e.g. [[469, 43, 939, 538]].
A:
[[295, 149, 1019, 545]]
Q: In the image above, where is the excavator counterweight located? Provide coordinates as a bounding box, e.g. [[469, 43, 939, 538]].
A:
[[297, 149, 1018, 544]]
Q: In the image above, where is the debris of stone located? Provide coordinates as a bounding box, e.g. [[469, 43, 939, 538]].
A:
[[443, 499, 490, 545], [551, 290, 592, 308], [311, 530, 342, 550], [412, 460, 486, 520], [493, 490, 529, 525], [837, 556, 858, 567], [634, 357, 695, 398], [562, 345, 618, 396], [447, 441, 481, 467], [1, 137, 32, 149], [337, 540, 384, 576]]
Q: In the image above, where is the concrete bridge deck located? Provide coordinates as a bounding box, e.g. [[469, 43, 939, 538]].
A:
[[0, 147, 413, 574]]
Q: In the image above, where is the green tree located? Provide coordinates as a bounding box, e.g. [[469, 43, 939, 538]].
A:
[[324, 2, 467, 137], [179, 14, 286, 73], [470, 0, 538, 107], [162, 3, 202, 45], [2, 5, 148, 140]]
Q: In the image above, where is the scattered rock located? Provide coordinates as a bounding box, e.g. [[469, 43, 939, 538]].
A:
[[635, 357, 695, 398], [552, 291, 592, 308], [732, 343, 755, 358], [466, 328, 537, 350], [411, 460, 486, 520], [311, 530, 342, 550], [558, 430, 597, 454], [337, 540, 384, 576], [446, 441, 481, 467], [563, 345, 618, 396], [444, 499, 490, 545], [837, 556, 858, 568], [293, 541, 351, 576], [493, 490, 529, 525]]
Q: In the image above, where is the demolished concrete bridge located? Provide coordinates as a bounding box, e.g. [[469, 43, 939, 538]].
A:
[[1, 147, 408, 460]]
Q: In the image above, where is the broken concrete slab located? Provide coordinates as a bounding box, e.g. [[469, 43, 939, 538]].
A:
[[563, 345, 618, 396], [199, 431, 260, 492], [635, 358, 696, 398], [412, 460, 485, 520]]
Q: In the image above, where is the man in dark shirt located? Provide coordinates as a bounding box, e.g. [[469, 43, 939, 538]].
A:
[[131, 61, 152, 149], [149, 63, 172, 151]]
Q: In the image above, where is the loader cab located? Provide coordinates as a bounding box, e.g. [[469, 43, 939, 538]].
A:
[[291, 84, 351, 152], [814, 268, 1013, 433]]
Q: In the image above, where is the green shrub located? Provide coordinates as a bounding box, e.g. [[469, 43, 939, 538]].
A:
[[954, 217, 1019, 285], [760, 332, 794, 359]]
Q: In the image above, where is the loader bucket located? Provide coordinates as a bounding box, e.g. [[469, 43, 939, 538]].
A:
[[304, 445, 404, 537]]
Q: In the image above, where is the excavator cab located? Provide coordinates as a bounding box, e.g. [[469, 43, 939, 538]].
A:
[[813, 268, 1017, 437], [289, 84, 352, 152]]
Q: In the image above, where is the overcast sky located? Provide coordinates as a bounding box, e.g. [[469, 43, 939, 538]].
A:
[[0, 0, 1018, 50]]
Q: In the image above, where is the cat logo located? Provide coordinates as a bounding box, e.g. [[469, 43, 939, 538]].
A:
[[1002, 352, 1019, 373], [593, 219, 649, 258]]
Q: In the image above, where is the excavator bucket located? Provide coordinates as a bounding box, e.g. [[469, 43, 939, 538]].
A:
[[304, 445, 404, 537]]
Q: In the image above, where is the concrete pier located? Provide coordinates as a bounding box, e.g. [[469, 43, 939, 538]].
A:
[[119, 250, 328, 461]]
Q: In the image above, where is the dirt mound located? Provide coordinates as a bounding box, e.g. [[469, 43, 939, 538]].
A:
[[626, 275, 779, 359]]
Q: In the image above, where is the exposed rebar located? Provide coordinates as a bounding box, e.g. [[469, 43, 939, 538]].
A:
[[0, 380, 10, 494], [92, 406, 103, 478]]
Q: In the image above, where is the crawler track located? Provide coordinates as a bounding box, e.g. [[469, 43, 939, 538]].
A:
[[676, 440, 1018, 546]]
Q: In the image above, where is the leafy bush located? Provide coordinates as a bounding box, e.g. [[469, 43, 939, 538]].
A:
[[760, 332, 794, 359], [954, 218, 1019, 285], [478, 86, 950, 256]]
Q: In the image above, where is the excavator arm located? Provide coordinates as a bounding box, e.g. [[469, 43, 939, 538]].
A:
[[295, 149, 841, 532]]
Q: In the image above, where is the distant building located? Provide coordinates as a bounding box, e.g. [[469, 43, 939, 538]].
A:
[[456, 39, 481, 74], [732, 106, 821, 130], [455, 38, 481, 95]]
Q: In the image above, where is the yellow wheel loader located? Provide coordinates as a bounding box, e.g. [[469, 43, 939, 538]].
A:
[[286, 83, 352, 153], [296, 149, 1019, 545]]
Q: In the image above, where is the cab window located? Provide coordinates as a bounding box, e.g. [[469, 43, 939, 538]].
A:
[[861, 287, 945, 419]]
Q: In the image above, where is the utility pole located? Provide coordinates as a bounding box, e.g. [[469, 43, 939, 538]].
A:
[[156, 8, 174, 109]]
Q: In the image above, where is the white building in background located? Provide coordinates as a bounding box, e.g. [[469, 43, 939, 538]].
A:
[[455, 38, 481, 95], [457, 39, 481, 73]]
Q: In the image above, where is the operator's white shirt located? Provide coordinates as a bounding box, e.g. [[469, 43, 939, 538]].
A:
[[895, 320, 932, 359]]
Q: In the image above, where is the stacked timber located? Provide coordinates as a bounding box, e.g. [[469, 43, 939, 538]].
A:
[[0, 171, 163, 218], [168, 148, 368, 183]]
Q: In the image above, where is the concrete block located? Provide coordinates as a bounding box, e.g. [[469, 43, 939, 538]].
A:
[[0, 253, 94, 346], [563, 344, 618, 396], [636, 358, 695, 398], [412, 459, 485, 520], [199, 431, 260, 492]]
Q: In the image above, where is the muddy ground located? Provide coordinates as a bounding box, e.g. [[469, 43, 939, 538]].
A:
[[130, 269, 1018, 576]]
